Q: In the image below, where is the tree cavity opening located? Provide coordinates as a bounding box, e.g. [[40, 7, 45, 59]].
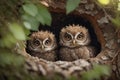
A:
[[39, 12, 102, 56]]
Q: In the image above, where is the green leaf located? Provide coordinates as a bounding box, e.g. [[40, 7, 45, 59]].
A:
[[66, 0, 81, 14], [23, 20, 39, 31], [112, 18, 120, 28], [68, 76, 77, 80], [0, 50, 25, 67], [93, 65, 110, 76], [23, 21, 31, 29], [23, 3, 38, 16], [8, 23, 26, 40], [22, 14, 40, 30], [28, 20, 39, 31], [35, 13, 45, 25], [37, 4, 52, 26], [117, 3, 120, 11], [0, 34, 17, 48], [98, 0, 110, 5], [81, 64, 110, 80]]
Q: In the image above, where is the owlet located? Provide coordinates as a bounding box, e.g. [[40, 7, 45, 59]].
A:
[[59, 24, 95, 61], [26, 31, 57, 61]]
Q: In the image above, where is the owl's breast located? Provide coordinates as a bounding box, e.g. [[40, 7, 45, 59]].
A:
[[59, 47, 79, 61], [30, 51, 57, 61], [59, 47, 92, 61]]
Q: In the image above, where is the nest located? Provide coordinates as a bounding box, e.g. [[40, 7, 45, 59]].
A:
[[19, 0, 120, 79]]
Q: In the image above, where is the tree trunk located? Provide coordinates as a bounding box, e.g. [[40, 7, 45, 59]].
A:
[[20, 0, 120, 79]]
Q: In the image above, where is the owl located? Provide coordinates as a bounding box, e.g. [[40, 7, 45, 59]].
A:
[[59, 24, 95, 61], [26, 31, 57, 61]]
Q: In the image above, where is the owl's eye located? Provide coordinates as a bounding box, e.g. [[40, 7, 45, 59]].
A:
[[33, 39, 40, 46], [45, 39, 51, 46], [77, 32, 84, 40], [64, 33, 72, 41]]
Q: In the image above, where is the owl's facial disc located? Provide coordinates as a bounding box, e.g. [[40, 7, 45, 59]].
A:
[[42, 38, 55, 52], [43, 38, 52, 47], [69, 32, 86, 47], [75, 32, 90, 45], [75, 32, 84, 40], [69, 40, 77, 47], [31, 38, 55, 52], [63, 32, 73, 42], [32, 39, 41, 47], [29, 39, 42, 52]]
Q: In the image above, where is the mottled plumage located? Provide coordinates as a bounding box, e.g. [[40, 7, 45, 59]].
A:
[[26, 31, 57, 61], [59, 24, 95, 61]]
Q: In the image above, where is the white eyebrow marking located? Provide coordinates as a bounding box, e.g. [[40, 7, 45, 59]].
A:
[[75, 32, 80, 39]]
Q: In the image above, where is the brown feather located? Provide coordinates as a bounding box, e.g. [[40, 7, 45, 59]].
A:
[[26, 31, 57, 61], [59, 24, 95, 61]]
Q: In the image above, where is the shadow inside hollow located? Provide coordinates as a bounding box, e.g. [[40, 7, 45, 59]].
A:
[[39, 12, 101, 56]]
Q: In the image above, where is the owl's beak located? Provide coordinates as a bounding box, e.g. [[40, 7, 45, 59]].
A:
[[41, 45, 45, 50], [72, 40, 76, 45]]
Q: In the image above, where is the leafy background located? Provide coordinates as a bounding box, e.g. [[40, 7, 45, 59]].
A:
[[0, 0, 119, 80]]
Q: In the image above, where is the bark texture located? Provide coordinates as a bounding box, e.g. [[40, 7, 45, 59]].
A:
[[20, 0, 120, 79]]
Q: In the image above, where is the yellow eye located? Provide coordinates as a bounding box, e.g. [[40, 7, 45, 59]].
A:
[[77, 32, 84, 40], [33, 39, 40, 46], [64, 33, 72, 41]]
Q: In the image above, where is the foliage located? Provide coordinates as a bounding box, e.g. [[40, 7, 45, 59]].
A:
[[112, 15, 120, 28], [98, 0, 110, 5], [0, 0, 52, 80], [81, 64, 110, 80], [22, 2, 52, 30], [66, 0, 81, 14], [8, 23, 26, 40], [96, 0, 120, 28]]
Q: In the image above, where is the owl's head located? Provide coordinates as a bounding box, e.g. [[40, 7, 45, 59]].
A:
[[27, 31, 57, 53], [60, 24, 90, 48]]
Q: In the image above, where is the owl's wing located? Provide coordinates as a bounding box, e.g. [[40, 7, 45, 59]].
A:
[[87, 46, 96, 58]]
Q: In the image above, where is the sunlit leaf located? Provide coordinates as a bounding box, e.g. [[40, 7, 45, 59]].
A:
[[98, 0, 110, 5], [23, 21, 31, 29], [37, 4, 52, 26], [66, 0, 81, 14], [22, 3, 52, 29], [118, 3, 120, 11], [23, 3, 38, 16], [8, 23, 26, 40], [22, 14, 40, 30], [23, 20, 39, 31]]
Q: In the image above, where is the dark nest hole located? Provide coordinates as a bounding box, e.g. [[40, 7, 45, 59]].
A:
[[38, 12, 101, 57]]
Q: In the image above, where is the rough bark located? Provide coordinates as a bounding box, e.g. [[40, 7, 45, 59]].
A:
[[20, 0, 120, 79]]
